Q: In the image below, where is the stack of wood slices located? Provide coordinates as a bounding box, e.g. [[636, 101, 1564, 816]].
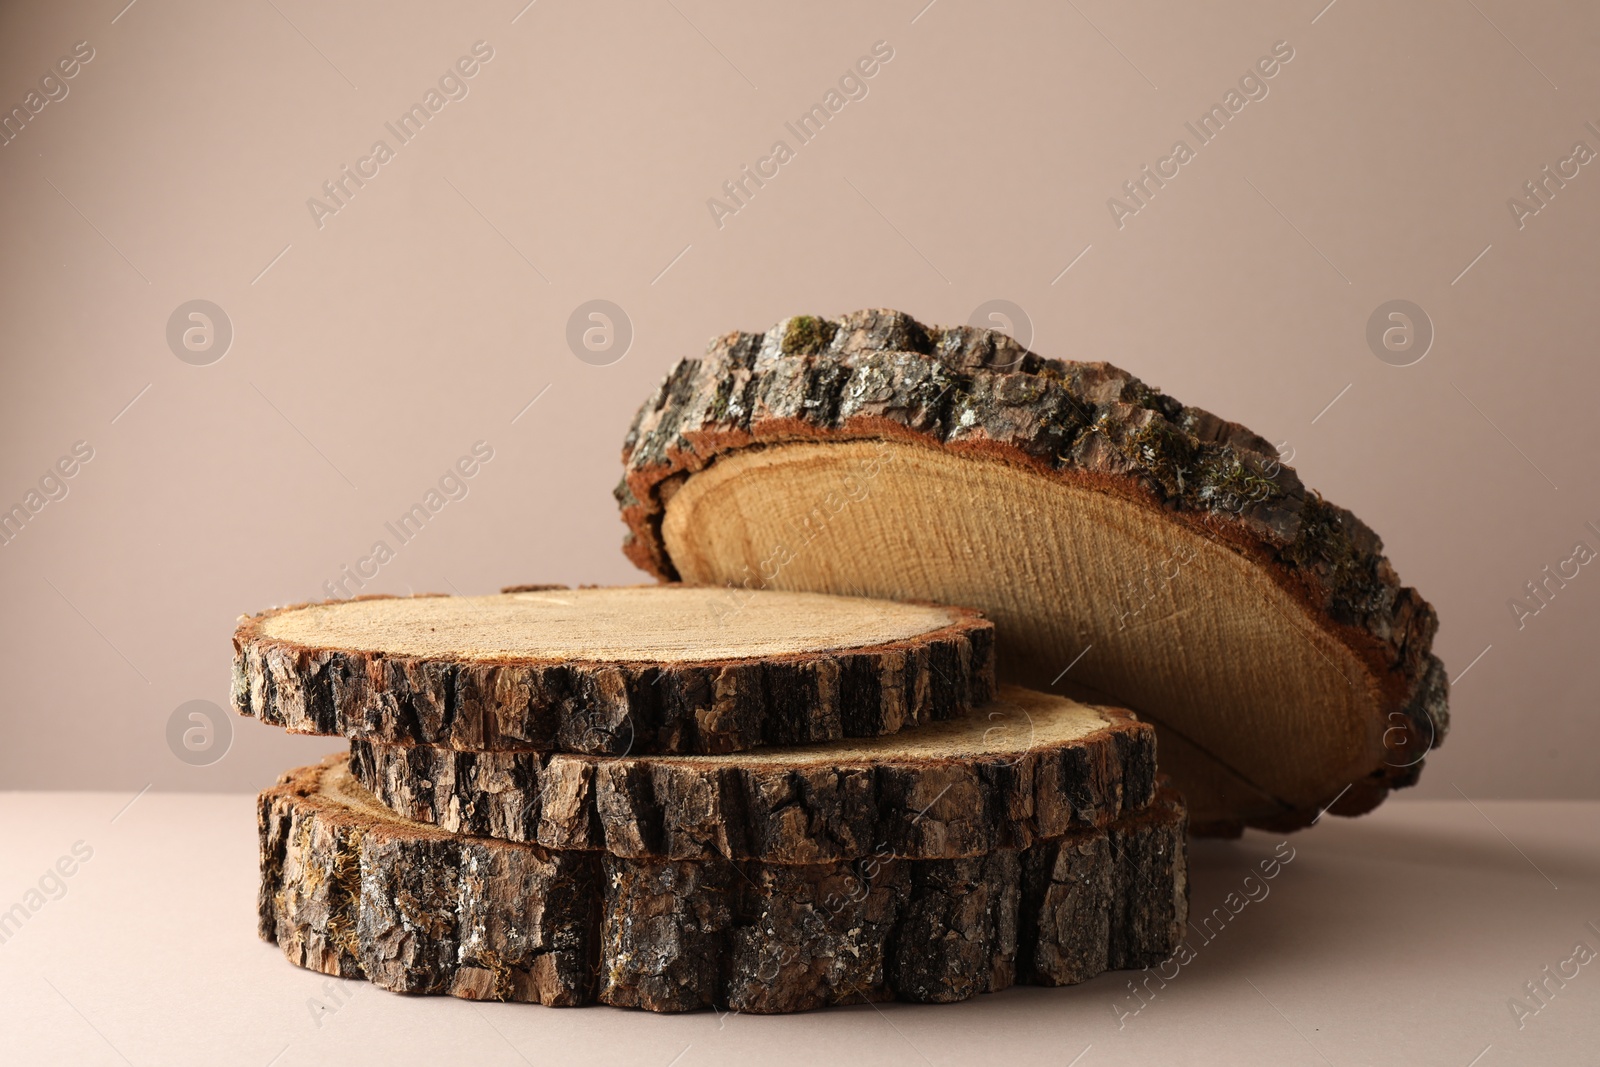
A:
[[236, 308, 1447, 1014], [235, 586, 1184, 1011]]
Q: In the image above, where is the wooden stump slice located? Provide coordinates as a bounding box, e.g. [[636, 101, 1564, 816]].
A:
[[615, 309, 1450, 833], [259, 755, 1188, 1013], [348, 684, 1156, 862], [233, 585, 994, 755]]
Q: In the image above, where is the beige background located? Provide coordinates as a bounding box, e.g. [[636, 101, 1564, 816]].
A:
[[0, 0, 1596, 798]]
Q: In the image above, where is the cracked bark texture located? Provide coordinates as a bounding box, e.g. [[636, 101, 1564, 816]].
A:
[[259, 756, 1187, 1013], [233, 589, 994, 756], [347, 688, 1156, 862], [613, 308, 1449, 832]]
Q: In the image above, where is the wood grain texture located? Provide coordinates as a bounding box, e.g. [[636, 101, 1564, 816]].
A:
[[259, 755, 1187, 1013], [613, 309, 1449, 834], [233, 586, 994, 755], [347, 685, 1157, 862]]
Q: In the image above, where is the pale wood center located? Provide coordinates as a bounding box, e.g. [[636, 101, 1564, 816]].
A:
[[660, 684, 1107, 766], [257, 585, 961, 663], [660, 440, 1384, 814]]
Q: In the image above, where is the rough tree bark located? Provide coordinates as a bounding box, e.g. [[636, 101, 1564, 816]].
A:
[[259, 755, 1187, 1013], [347, 685, 1156, 862], [613, 308, 1449, 834], [233, 585, 994, 755]]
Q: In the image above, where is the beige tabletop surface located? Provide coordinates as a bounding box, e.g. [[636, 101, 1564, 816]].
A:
[[0, 785, 1595, 1067]]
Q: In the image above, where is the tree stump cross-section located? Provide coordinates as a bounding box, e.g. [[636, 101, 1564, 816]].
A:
[[233, 585, 995, 755], [348, 685, 1157, 862], [615, 308, 1449, 833], [259, 755, 1188, 1013]]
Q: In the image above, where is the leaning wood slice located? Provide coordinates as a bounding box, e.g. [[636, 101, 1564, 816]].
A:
[[233, 585, 994, 755], [615, 309, 1449, 834], [259, 755, 1187, 1013], [349, 685, 1156, 862]]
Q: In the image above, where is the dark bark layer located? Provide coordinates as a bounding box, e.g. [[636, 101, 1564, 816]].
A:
[[259, 756, 1187, 1013], [233, 587, 994, 755], [613, 308, 1449, 832], [347, 687, 1156, 862]]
